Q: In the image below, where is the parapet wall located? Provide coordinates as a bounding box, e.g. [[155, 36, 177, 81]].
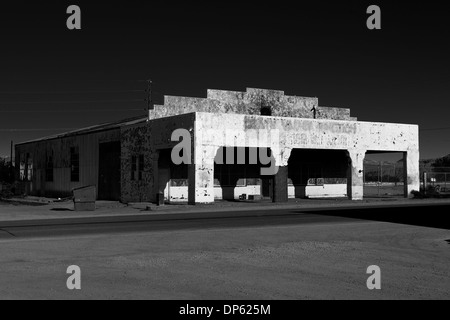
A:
[[149, 88, 356, 121]]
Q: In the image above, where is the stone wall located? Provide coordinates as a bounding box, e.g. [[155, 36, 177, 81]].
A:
[[120, 123, 153, 203], [120, 113, 196, 203]]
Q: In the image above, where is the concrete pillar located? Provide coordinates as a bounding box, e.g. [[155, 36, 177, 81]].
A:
[[272, 147, 292, 203], [188, 145, 216, 204], [403, 150, 420, 198], [347, 149, 365, 200], [273, 166, 288, 203]]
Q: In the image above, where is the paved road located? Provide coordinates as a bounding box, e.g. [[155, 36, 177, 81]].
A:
[[1, 203, 449, 300], [0, 203, 448, 239]]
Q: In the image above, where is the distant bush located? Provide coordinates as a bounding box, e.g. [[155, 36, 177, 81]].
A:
[[0, 157, 14, 184], [0, 183, 14, 199], [412, 185, 445, 199], [432, 154, 450, 168]]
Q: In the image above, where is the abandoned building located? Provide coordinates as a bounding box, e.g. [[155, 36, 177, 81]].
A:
[[14, 88, 420, 204]]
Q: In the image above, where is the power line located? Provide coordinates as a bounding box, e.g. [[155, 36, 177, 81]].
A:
[[0, 89, 145, 95], [0, 99, 145, 105], [421, 127, 450, 131], [0, 108, 146, 113], [0, 128, 77, 132]]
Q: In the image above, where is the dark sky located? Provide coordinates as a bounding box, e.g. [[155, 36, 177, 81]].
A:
[[0, 1, 449, 160]]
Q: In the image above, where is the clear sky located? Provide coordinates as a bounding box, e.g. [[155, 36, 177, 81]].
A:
[[0, 1, 449, 160]]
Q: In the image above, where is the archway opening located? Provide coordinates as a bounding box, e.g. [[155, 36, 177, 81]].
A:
[[364, 151, 405, 198], [288, 149, 348, 199], [214, 147, 275, 201]]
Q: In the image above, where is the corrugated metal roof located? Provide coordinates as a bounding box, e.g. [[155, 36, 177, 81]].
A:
[[16, 115, 148, 146]]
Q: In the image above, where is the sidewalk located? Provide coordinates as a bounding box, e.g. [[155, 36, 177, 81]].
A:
[[1, 196, 450, 223]]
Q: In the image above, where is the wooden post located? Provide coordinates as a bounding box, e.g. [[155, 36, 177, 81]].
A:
[[10, 140, 13, 165]]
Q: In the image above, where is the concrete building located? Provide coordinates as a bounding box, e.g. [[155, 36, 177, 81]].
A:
[[15, 88, 420, 204]]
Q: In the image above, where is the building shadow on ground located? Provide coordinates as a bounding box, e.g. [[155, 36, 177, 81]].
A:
[[305, 204, 450, 230]]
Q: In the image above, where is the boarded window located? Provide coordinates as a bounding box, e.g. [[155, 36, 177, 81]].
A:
[[70, 147, 80, 182], [46, 151, 54, 182], [20, 153, 33, 182], [19, 153, 26, 181], [19, 153, 32, 181], [131, 156, 137, 181], [27, 153, 33, 181], [131, 155, 144, 181], [138, 155, 144, 180]]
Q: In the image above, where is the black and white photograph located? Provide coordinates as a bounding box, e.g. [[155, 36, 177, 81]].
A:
[[0, 1, 449, 305]]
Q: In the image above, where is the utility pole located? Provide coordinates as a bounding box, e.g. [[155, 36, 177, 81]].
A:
[[146, 79, 153, 111], [9, 140, 14, 182], [378, 161, 381, 197], [10, 140, 13, 166], [394, 163, 397, 186], [380, 161, 383, 184]]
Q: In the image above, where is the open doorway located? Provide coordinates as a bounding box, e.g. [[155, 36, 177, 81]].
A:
[[98, 141, 121, 200], [214, 147, 275, 201], [157, 149, 188, 203], [288, 149, 348, 199], [364, 151, 405, 198]]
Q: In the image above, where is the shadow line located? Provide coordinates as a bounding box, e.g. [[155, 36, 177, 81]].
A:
[[299, 204, 450, 230]]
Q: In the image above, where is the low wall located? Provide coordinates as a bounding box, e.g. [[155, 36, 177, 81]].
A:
[[288, 184, 347, 198], [165, 184, 347, 201]]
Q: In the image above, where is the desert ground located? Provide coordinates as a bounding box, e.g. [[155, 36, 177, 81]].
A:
[[0, 204, 449, 300]]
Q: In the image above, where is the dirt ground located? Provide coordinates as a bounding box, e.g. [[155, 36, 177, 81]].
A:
[[0, 218, 449, 299]]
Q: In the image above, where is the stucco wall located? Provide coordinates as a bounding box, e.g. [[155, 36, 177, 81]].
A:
[[194, 112, 420, 201], [122, 109, 420, 204], [195, 112, 419, 154]]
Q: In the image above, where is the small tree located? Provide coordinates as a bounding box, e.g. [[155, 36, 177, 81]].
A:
[[0, 157, 14, 184]]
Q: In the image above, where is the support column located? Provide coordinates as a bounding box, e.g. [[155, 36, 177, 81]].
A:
[[188, 145, 216, 204], [403, 149, 420, 198], [152, 150, 160, 203], [272, 147, 292, 203], [347, 149, 365, 200], [273, 166, 288, 203]]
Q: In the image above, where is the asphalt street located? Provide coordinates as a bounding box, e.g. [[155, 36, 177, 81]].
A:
[[0, 203, 448, 239]]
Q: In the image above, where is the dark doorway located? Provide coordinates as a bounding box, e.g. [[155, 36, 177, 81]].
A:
[[98, 141, 121, 200], [288, 149, 348, 199], [261, 178, 273, 199], [214, 147, 275, 201]]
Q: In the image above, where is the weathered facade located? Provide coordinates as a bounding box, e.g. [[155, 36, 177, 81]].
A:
[[15, 117, 146, 200], [15, 88, 420, 203]]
